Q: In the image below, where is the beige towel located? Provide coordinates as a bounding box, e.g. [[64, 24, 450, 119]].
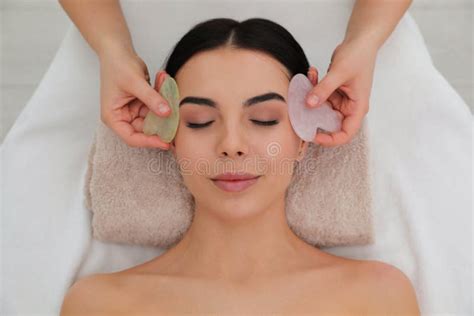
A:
[[84, 119, 373, 249]]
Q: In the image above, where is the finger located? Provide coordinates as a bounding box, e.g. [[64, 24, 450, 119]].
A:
[[315, 112, 362, 147], [326, 89, 343, 110], [306, 70, 345, 108], [307, 66, 318, 85], [139, 105, 150, 118], [314, 111, 363, 147], [308, 71, 317, 85], [129, 98, 143, 120], [113, 120, 171, 149], [131, 117, 145, 131], [130, 77, 171, 118]]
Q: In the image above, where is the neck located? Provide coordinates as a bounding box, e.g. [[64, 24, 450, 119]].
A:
[[157, 195, 319, 283]]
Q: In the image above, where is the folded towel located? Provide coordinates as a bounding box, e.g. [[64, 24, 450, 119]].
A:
[[84, 114, 373, 248]]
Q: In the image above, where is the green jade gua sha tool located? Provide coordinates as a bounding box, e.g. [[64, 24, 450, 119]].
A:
[[143, 75, 180, 143]]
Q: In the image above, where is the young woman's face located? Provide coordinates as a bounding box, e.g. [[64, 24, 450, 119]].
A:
[[170, 47, 307, 220]]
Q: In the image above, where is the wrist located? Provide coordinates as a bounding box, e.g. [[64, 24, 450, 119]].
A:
[[343, 32, 382, 52], [97, 38, 136, 61]]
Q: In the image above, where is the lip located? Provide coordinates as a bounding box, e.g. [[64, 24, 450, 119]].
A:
[[211, 173, 261, 193], [211, 172, 260, 181]]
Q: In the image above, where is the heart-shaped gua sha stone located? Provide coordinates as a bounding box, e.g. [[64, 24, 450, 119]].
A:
[[288, 73, 342, 142]]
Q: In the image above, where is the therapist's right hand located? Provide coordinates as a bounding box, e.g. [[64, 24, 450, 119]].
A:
[[99, 48, 171, 149]]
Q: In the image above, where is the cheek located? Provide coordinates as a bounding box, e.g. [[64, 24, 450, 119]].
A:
[[257, 131, 301, 177], [258, 120, 301, 158], [173, 130, 214, 179], [173, 124, 202, 159]]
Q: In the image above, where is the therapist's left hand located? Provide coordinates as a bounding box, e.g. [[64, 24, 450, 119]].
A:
[[306, 38, 378, 147]]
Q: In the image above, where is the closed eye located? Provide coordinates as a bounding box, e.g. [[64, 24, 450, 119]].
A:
[[186, 121, 214, 129], [186, 120, 279, 129], [250, 119, 279, 126]]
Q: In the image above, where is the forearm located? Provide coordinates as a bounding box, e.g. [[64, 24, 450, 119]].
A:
[[344, 0, 413, 50], [58, 0, 134, 58]]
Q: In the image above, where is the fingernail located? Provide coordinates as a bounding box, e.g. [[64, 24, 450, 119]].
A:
[[157, 103, 169, 114], [307, 94, 319, 107]]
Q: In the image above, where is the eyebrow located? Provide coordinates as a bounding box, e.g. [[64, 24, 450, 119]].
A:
[[179, 92, 286, 108]]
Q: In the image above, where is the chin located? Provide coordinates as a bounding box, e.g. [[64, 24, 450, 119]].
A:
[[189, 177, 270, 217], [217, 203, 265, 221], [205, 193, 265, 220]]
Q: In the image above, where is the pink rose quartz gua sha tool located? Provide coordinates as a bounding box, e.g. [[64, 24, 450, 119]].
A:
[[288, 73, 342, 142]]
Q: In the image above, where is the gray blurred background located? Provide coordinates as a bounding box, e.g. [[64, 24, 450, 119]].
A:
[[1, 0, 473, 143]]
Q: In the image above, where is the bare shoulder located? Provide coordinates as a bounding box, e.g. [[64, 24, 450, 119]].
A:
[[60, 273, 122, 316], [355, 260, 421, 316]]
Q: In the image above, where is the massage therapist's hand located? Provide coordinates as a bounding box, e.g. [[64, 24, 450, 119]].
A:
[[99, 48, 172, 149], [306, 38, 377, 148]]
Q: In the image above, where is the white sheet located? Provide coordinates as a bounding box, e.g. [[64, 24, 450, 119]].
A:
[[2, 1, 472, 315]]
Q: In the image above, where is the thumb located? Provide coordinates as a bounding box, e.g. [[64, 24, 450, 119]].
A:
[[306, 71, 343, 108], [132, 78, 171, 117]]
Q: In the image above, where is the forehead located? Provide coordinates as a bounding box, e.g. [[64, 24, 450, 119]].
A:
[[174, 48, 291, 99]]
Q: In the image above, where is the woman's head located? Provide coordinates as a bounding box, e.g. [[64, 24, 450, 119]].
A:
[[160, 18, 313, 221]]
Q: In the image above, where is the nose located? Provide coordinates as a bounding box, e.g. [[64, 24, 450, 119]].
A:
[[216, 124, 249, 159]]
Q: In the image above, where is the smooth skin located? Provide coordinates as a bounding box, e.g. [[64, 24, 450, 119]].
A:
[[58, 0, 412, 149], [60, 47, 420, 315]]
